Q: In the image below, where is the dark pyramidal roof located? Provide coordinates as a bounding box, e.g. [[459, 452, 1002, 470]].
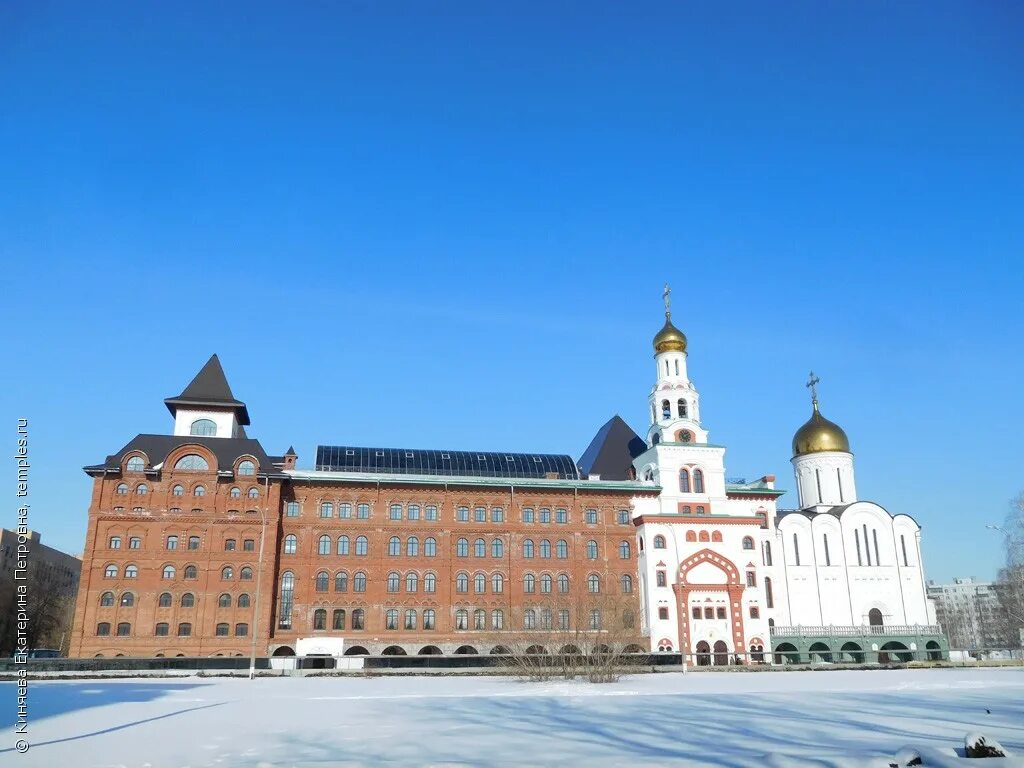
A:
[[164, 354, 250, 425], [577, 415, 647, 480], [316, 446, 580, 480]]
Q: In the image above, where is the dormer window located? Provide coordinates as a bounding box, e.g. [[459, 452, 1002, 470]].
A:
[[126, 456, 145, 472], [174, 454, 209, 471], [237, 460, 256, 476], [190, 419, 217, 437]]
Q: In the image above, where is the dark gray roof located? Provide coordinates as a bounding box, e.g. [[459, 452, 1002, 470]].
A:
[[84, 434, 283, 477], [164, 354, 250, 425], [578, 415, 647, 480], [315, 446, 580, 480]]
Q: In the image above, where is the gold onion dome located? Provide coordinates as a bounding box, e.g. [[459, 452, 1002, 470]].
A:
[[653, 318, 687, 354], [792, 400, 851, 456]]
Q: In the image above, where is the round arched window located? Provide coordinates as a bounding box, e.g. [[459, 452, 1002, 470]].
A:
[[190, 419, 217, 437], [174, 454, 209, 471], [126, 456, 145, 472], [237, 460, 256, 476]]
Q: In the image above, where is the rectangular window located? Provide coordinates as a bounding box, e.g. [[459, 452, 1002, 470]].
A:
[[539, 508, 551, 524], [659, 607, 669, 620], [749, 606, 760, 619], [837, 468, 844, 503], [408, 505, 420, 520], [558, 610, 570, 630], [656, 571, 667, 587], [585, 509, 598, 525], [746, 572, 756, 587], [320, 502, 333, 518], [793, 533, 800, 566], [243, 539, 255, 552], [872, 529, 881, 566], [390, 504, 402, 520], [692, 606, 701, 620], [457, 506, 469, 522], [522, 508, 534, 523], [357, 503, 370, 519], [425, 505, 438, 521], [863, 524, 871, 565], [716, 607, 726, 620], [474, 507, 486, 522], [491, 507, 504, 523], [339, 503, 352, 519], [855, 529, 863, 566], [823, 533, 831, 566], [556, 508, 567, 524], [815, 468, 823, 504], [765, 577, 774, 609], [900, 535, 909, 567], [617, 510, 629, 525], [286, 501, 299, 517]]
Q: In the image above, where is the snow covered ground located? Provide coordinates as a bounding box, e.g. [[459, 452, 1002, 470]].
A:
[[1, 668, 1022, 767]]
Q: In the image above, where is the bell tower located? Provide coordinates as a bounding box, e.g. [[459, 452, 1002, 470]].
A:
[[647, 284, 706, 447]]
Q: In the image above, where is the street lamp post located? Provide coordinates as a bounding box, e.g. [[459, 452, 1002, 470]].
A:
[[249, 475, 270, 680]]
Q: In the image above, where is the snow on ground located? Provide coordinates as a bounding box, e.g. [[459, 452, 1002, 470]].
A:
[[1, 668, 1022, 767]]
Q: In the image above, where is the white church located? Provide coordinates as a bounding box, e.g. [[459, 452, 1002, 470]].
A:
[[579, 288, 946, 664]]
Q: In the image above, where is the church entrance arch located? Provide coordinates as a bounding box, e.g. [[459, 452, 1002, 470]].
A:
[[695, 641, 711, 666]]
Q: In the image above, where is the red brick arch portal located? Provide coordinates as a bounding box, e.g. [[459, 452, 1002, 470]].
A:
[[672, 548, 746, 657]]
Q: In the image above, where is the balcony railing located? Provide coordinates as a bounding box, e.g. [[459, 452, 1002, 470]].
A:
[[770, 624, 942, 637]]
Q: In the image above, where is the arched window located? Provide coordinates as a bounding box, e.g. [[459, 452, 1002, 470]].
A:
[[216, 622, 230, 636], [523, 573, 535, 593], [116, 622, 131, 636], [523, 539, 534, 558], [588, 574, 601, 593], [424, 572, 436, 593], [621, 574, 633, 593], [334, 571, 348, 592], [313, 609, 327, 630], [406, 572, 418, 592], [154, 622, 169, 637], [352, 608, 365, 629], [161, 565, 175, 579], [387, 572, 400, 592], [136, 484, 148, 495], [456, 572, 469, 593], [455, 609, 469, 630], [653, 535, 666, 549], [190, 419, 217, 437], [116, 483, 129, 495], [698, 530, 709, 542], [229, 487, 240, 499], [123, 564, 138, 578], [557, 573, 570, 593], [586, 540, 598, 559], [539, 540, 551, 559], [764, 576, 774, 608], [491, 539, 503, 558], [218, 593, 232, 608], [183, 564, 197, 579], [353, 572, 366, 592], [763, 541, 773, 566], [742, 536, 755, 550], [492, 573, 504, 593], [157, 592, 172, 608], [181, 592, 195, 608], [237, 460, 256, 476], [283, 534, 297, 554], [191, 485, 205, 498], [221, 566, 233, 580], [126, 456, 145, 472], [278, 571, 295, 629], [247, 488, 259, 499], [128, 537, 141, 550], [693, 469, 705, 494], [407, 536, 419, 557], [337, 535, 349, 555], [238, 593, 250, 607], [388, 536, 401, 556], [424, 537, 437, 557], [315, 571, 329, 592], [619, 540, 631, 559], [456, 538, 469, 557], [355, 536, 368, 556], [320, 502, 333, 518], [711, 531, 723, 543], [523, 609, 535, 630], [556, 539, 568, 558], [96, 622, 111, 636], [119, 591, 136, 606], [174, 454, 209, 471], [333, 609, 346, 630], [536, 573, 549, 593], [679, 469, 691, 493], [661, 399, 671, 419], [685, 531, 697, 542], [474, 538, 486, 558], [100, 591, 115, 607], [474, 573, 486, 593], [678, 399, 688, 418]]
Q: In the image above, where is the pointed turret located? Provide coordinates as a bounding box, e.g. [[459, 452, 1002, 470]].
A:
[[165, 354, 250, 438]]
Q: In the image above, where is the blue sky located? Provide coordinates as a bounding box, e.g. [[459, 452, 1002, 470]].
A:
[[2, 2, 1021, 582]]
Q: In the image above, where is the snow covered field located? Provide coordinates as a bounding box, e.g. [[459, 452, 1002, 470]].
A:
[[1, 668, 1022, 767]]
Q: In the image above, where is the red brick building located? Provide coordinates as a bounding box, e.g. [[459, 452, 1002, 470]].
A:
[[69, 356, 654, 658]]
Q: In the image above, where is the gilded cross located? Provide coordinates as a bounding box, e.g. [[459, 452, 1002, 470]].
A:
[[806, 371, 820, 402]]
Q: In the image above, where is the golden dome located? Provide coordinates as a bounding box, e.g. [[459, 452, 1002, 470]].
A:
[[653, 318, 687, 354], [792, 400, 851, 456]]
